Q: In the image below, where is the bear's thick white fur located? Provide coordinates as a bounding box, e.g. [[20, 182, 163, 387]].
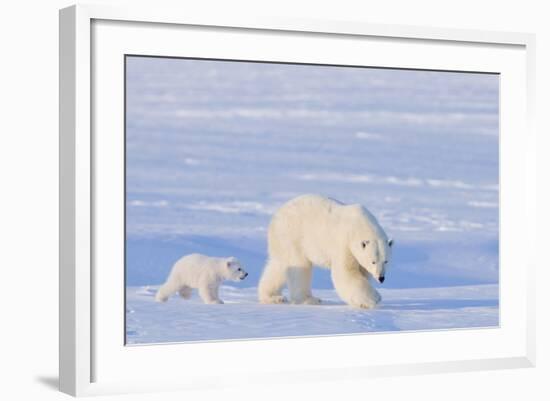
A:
[[155, 254, 248, 304], [258, 194, 392, 309]]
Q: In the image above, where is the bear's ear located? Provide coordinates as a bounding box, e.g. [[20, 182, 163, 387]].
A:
[[388, 239, 394, 247]]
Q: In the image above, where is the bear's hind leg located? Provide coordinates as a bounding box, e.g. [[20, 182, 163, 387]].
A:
[[258, 259, 288, 304], [287, 265, 321, 305]]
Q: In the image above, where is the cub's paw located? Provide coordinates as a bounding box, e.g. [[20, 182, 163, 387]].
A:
[[155, 294, 168, 303], [372, 290, 382, 304]]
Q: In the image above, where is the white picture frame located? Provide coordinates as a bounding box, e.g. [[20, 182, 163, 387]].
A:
[[59, 4, 536, 397]]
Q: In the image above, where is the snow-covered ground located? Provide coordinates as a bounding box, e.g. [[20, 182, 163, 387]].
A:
[[125, 56, 499, 344], [126, 284, 498, 344]]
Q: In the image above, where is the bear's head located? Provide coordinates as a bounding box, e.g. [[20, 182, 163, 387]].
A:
[[225, 257, 249, 282], [347, 205, 393, 283]]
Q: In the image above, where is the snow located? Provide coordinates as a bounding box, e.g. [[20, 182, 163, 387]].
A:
[[126, 284, 498, 344], [125, 56, 499, 344]]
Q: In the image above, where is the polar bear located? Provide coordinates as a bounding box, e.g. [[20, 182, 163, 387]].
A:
[[258, 194, 393, 309], [155, 254, 248, 304]]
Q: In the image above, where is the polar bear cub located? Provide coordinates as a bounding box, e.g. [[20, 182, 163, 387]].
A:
[[155, 254, 248, 304]]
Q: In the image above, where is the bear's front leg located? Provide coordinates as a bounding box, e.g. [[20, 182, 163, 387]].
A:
[[331, 266, 381, 309], [367, 286, 382, 305], [361, 269, 382, 304], [198, 284, 224, 304]]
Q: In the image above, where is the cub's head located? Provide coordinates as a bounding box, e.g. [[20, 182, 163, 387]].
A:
[[225, 257, 248, 282], [347, 205, 393, 283]]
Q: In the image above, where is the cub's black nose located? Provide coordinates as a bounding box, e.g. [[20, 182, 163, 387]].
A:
[[379, 276, 385, 283]]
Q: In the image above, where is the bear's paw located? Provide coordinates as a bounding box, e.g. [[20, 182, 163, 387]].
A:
[[260, 295, 288, 304], [303, 296, 322, 305]]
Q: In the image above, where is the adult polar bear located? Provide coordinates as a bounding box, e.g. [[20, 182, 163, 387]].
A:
[[258, 194, 393, 309]]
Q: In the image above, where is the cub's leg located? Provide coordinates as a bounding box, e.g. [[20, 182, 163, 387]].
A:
[[258, 259, 288, 304], [287, 264, 321, 305], [155, 278, 180, 303], [198, 283, 223, 304], [178, 285, 192, 300]]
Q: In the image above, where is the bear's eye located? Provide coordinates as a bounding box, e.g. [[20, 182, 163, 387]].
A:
[[384, 261, 388, 264], [237, 268, 242, 271], [361, 240, 370, 248], [371, 261, 376, 265]]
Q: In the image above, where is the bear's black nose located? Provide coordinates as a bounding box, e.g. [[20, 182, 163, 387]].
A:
[[379, 276, 385, 283]]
